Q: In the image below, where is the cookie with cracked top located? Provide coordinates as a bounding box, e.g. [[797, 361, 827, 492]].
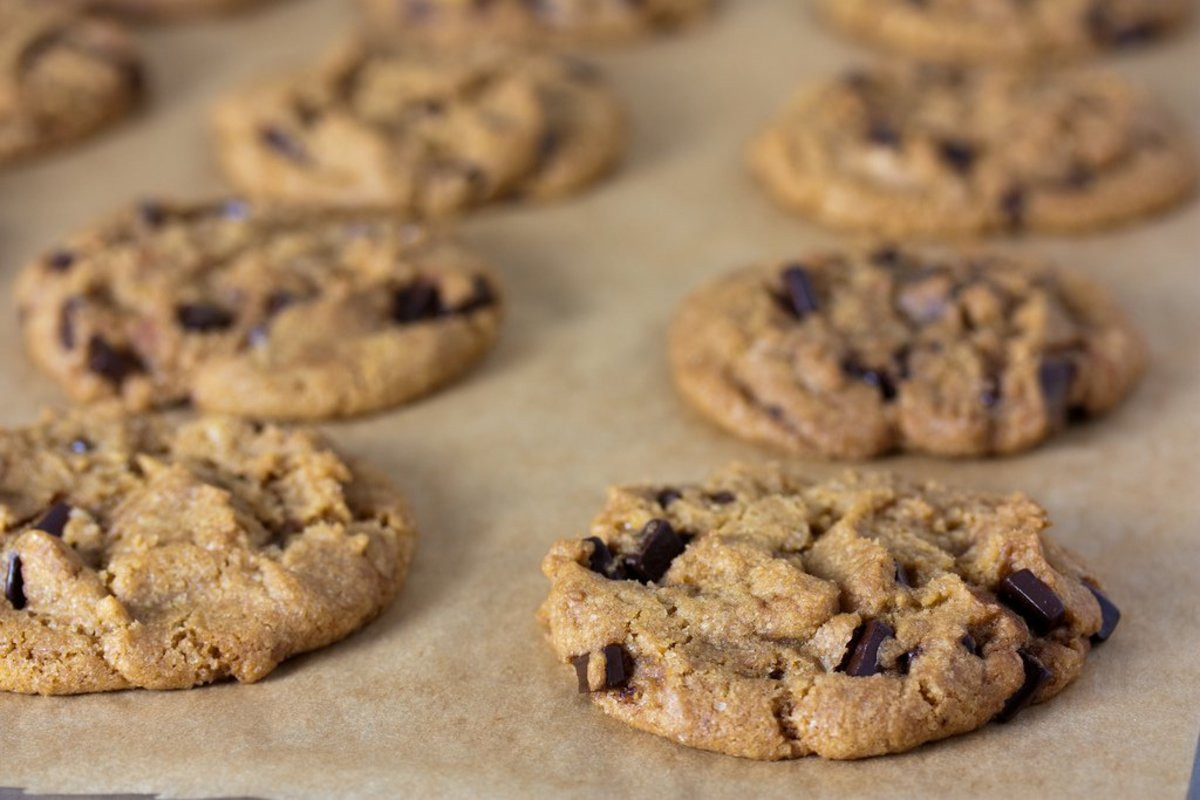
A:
[[0, 0, 144, 166], [211, 37, 624, 216], [356, 0, 712, 45], [539, 463, 1120, 759], [0, 406, 416, 694], [748, 62, 1196, 236], [15, 199, 502, 419], [819, 0, 1190, 65], [668, 245, 1145, 459]]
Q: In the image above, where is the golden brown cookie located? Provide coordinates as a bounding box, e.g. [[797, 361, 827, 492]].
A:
[[748, 63, 1196, 236], [15, 200, 503, 419], [540, 463, 1121, 759], [819, 0, 1191, 64], [211, 38, 624, 216], [0, 406, 417, 695], [668, 245, 1146, 459], [0, 0, 144, 166]]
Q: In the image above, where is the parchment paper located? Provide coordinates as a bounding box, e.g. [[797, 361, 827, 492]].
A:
[[0, 1, 1197, 797]]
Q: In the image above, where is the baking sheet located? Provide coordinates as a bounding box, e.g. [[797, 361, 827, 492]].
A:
[[1, 1, 1198, 797]]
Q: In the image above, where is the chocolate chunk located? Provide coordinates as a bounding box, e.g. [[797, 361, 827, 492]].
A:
[[453, 276, 498, 315], [1000, 186, 1026, 231], [838, 620, 895, 677], [572, 653, 591, 693], [707, 491, 736, 505], [894, 562, 915, 588], [1085, 584, 1120, 644], [998, 569, 1066, 635], [624, 519, 685, 584], [34, 502, 71, 537], [265, 291, 296, 316], [391, 280, 442, 324], [768, 668, 785, 680], [86, 335, 143, 385], [843, 358, 898, 401], [870, 246, 902, 267], [1039, 356, 1077, 424], [655, 488, 682, 508], [603, 643, 633, 690], [996, 649, 1051, 723], [46, 250, 75, 272], [177, 303, 235, 332], [259, 126, 309, 163], [937, 139, 977, 174], [781, 265, 820, 318], [961, 633, 983, 657], [896, 648, 919, 675], [58, 299, 80, 351], [5, 554, 25, 610], [583, 536, 616, 577]]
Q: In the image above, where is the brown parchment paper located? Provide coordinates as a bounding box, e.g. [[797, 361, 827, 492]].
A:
[[0, 1, 1198, 797]]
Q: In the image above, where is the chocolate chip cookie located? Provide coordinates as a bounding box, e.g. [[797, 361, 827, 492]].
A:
[[356, 0, 711, 45], [668, 245, 1145, 459], [540, 463, 1120, 759], [0, 406, 417, 694], [748, 63, 1196, 236], [15, 200, 502, 419], [212, 38, 624, 216], [0, 0, 144, 166], [819, 0, 1190, 64]]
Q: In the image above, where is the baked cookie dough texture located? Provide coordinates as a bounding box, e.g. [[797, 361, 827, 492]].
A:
[[819, 0, 1191, 64], [0, 407, 416, 694], [356, 0, 712, 44], [15, 200, 502, 419], [0, 0, 144, 165], [213, 37, 625, 216], [540, 463, 1121, 759], [668, 245, 1146, 459], [749, 62, 1196, 236]]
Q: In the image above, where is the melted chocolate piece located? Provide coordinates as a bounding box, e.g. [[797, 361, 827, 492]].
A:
[[843, 358, 899, 401], [894, 562, 915, 588], [1085, 584, 1120, 643], [624, 519, 685, 584], [937, 139, 977, 174], [707, 491, 736, 505], [583, 536, 617, 577], [998, 569, 1066, 635], [5, 555, 26, 610], [86, 335, 143, 385], [177, 303, 236, 332], [781, 265, 820, 318], [838, 620, 895, 677], [572, 653, 591, 693], [391, 280, 443, 324], [896, 647, 919, 675], [961, 633, 983, 657], [655, 488, 682, 508], [602, 643, 633, 690], [33, 502, 72, 538], [996, 649, 1051, 722], [47, 250, 75, 272]]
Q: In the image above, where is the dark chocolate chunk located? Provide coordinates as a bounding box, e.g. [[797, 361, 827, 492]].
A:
[[5, 554, 25, 610], [655, 488, 682, 508], [34, 501, 71, 537], [998, 569, 1066, 635], [937, 139, 977, 174], [259, 125, 309, 163], [838, 620, 895, 677], [996, 649, 1051, 723], [961, 633, 983, 657], [602, 643, 633, 690], [1085, 584, 1120, 644], [1038, 356, 1077, 425], [896, 648, 919, 675], [768, 668, 785, 680], [624, 519, 685, 584], [583, 536, 616, 577], [391, 280, 443, 324], [843, 358, 898, 401], [572, 653, 591, 693], [47, 250, 75, 272], [176, 303, 235, 332], [86, 335, 143, 385], [707, 491, 736, 505], [781, 265, 820, 318]]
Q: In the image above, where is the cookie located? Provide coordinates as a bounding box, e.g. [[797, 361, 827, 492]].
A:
[[540, 463, 1121, 760], [819, 0, 1190, 65], [0, 0, 144, 166], [211, 38, 624, 216], [668, 245, 1145, 459], [356, 0, 711, 45], [15, 200, 502, 419], [0, 406, 416, 694], [748, 63, 1197, 236]]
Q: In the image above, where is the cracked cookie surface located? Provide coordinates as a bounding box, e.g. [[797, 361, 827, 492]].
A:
[[356, 0, 711, 45], [540, 463, 1119, 760], [748, 63, 1196, 236], [212, 37, 624, 216], [819, 0, 1190, 64], [15, 199, 502, 419], [0, 406, 416, 695], [668, 245, 1145, 459], [0, 0, 144, 165]]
